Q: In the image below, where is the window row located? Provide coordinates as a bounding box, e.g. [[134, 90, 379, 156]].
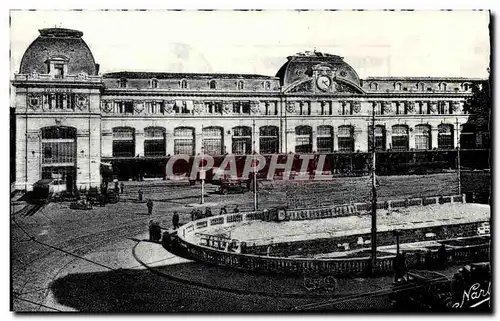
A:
[[109, 124, 478, 157], [118, 78, 273, 90], [368, 82, 473, 92]]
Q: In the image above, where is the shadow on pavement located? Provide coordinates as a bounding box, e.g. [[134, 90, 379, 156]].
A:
[[48, 266, 318, 312]]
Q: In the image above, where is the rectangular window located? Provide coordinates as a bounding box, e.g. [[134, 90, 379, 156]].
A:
[[42, 142, 76, 164], [174, 139, 194, 155], [144, 140, 166, 157], [112, 141, 135, 157], [415, 135, 429, 150], [242, 102, 250, 114], [368, 126, 386, 151], [232, 102, 241, 114], [338, 126, 354, 152], [44, 147, 52, 159], [54, 64, 64, 79], [317, 126, 333, 153], [124, 101, 134, 114]]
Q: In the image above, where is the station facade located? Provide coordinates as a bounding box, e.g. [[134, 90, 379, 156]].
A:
[[13, 28, 486, 191]]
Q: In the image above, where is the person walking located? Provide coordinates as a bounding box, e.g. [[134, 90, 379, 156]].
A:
[[148, 220, 154, 241], [172, 211, 180, 229], [138, 189, 143, 202], [205, 207, 212, 217], [120, 182, 124, 194], [219, 205, 228, 215], [147, 199, 154, 215]]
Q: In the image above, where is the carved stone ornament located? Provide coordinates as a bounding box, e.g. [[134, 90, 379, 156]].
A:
[[405, 101, 415, 113], [101, 101, 113, 113], [75, 94, 89, 111], [286, 101, 296, 113], [451, 101, 461, 112], [28, 93, 42, 110], [222, 102, 232, 114], [250, 101, 261, 114], [27, 132, 40, 141], [165, 101, 175, 114], [77, 72, 88, 80], [193, 101, 204, 114], [351, 101, 361, 114], [29, 71, 39, 80], [382, 101, 393, 114], [134, 101, 145, 114], [429, 101, 438, 113]]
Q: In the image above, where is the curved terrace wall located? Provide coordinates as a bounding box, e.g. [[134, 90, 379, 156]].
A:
[[176, 195, 489, 277]]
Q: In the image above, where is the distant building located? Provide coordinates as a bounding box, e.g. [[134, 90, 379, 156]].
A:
[[12, 28, 486, 191]]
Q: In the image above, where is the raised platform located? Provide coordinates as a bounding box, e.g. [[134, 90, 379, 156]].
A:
[[201, 203, 489, 248], [174, 196, 490, 277]]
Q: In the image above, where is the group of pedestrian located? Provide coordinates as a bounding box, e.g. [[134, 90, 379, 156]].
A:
[[148, 220, 162, 242], [190, 205, 240, 221]]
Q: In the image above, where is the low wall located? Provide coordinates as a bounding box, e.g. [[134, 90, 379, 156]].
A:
[[176, 194, 488, 277]]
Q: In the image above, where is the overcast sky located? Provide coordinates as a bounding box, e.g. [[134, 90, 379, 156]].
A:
[[10, 10, 490, 78]]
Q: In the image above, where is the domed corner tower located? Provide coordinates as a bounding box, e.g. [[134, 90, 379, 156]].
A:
[[275, 51, 365, 95], [13, 28, 103, 193], [19, 27, 99, 76]]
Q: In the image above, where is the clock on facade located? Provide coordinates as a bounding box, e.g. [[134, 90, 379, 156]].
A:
[[316, 75, 332, 91]]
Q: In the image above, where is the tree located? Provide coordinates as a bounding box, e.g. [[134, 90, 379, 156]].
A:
[[463, 80, 492, 149]]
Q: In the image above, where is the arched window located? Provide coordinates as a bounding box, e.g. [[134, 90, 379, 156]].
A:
[[151, 79, 159, 89], [460, 124, 476, 149], [112, 127, 135, 157], [144, 127, 166, 157], [203, 126, 223, 155], [237, 80, 244, 90], [338, 125, 354, 152], [368, 125, 386, 151], [414, 125, 431, 150], [295, 126, 312, 153], [416, 82, 425, 91], [264, 81, 271, 90], [232, 126, 252, 155], [209, 80, 217, 89], [40, 126, 77, 190], [462, 83, 472, 91], [439, 82, 447, 91], [41, 126, 77, 164], [438, 124, 454, 149], [260, 126, 279, 154], [317, 125, 333, 153], [391, 125, 409, 151], [370, 82, 379, 90], [118, 78, 127, 88], [394, 83, 402, 91], [180, 79, 188, 89], [174, 127, 195, 155]]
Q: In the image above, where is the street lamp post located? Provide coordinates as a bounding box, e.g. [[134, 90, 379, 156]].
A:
[[456, 117, 461, 195], [252, 119, 258, 211], [370, 103, 378, 275]]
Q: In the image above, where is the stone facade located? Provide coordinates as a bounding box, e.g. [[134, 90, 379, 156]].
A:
[[12, 28, 486, 191]]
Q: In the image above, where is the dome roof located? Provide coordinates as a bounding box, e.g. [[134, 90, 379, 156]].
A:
[[276, 51, 361, 89], [19, 28, 98, 75]]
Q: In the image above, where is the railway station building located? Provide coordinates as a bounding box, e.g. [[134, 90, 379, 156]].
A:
[[12, 28, 487, 191]]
